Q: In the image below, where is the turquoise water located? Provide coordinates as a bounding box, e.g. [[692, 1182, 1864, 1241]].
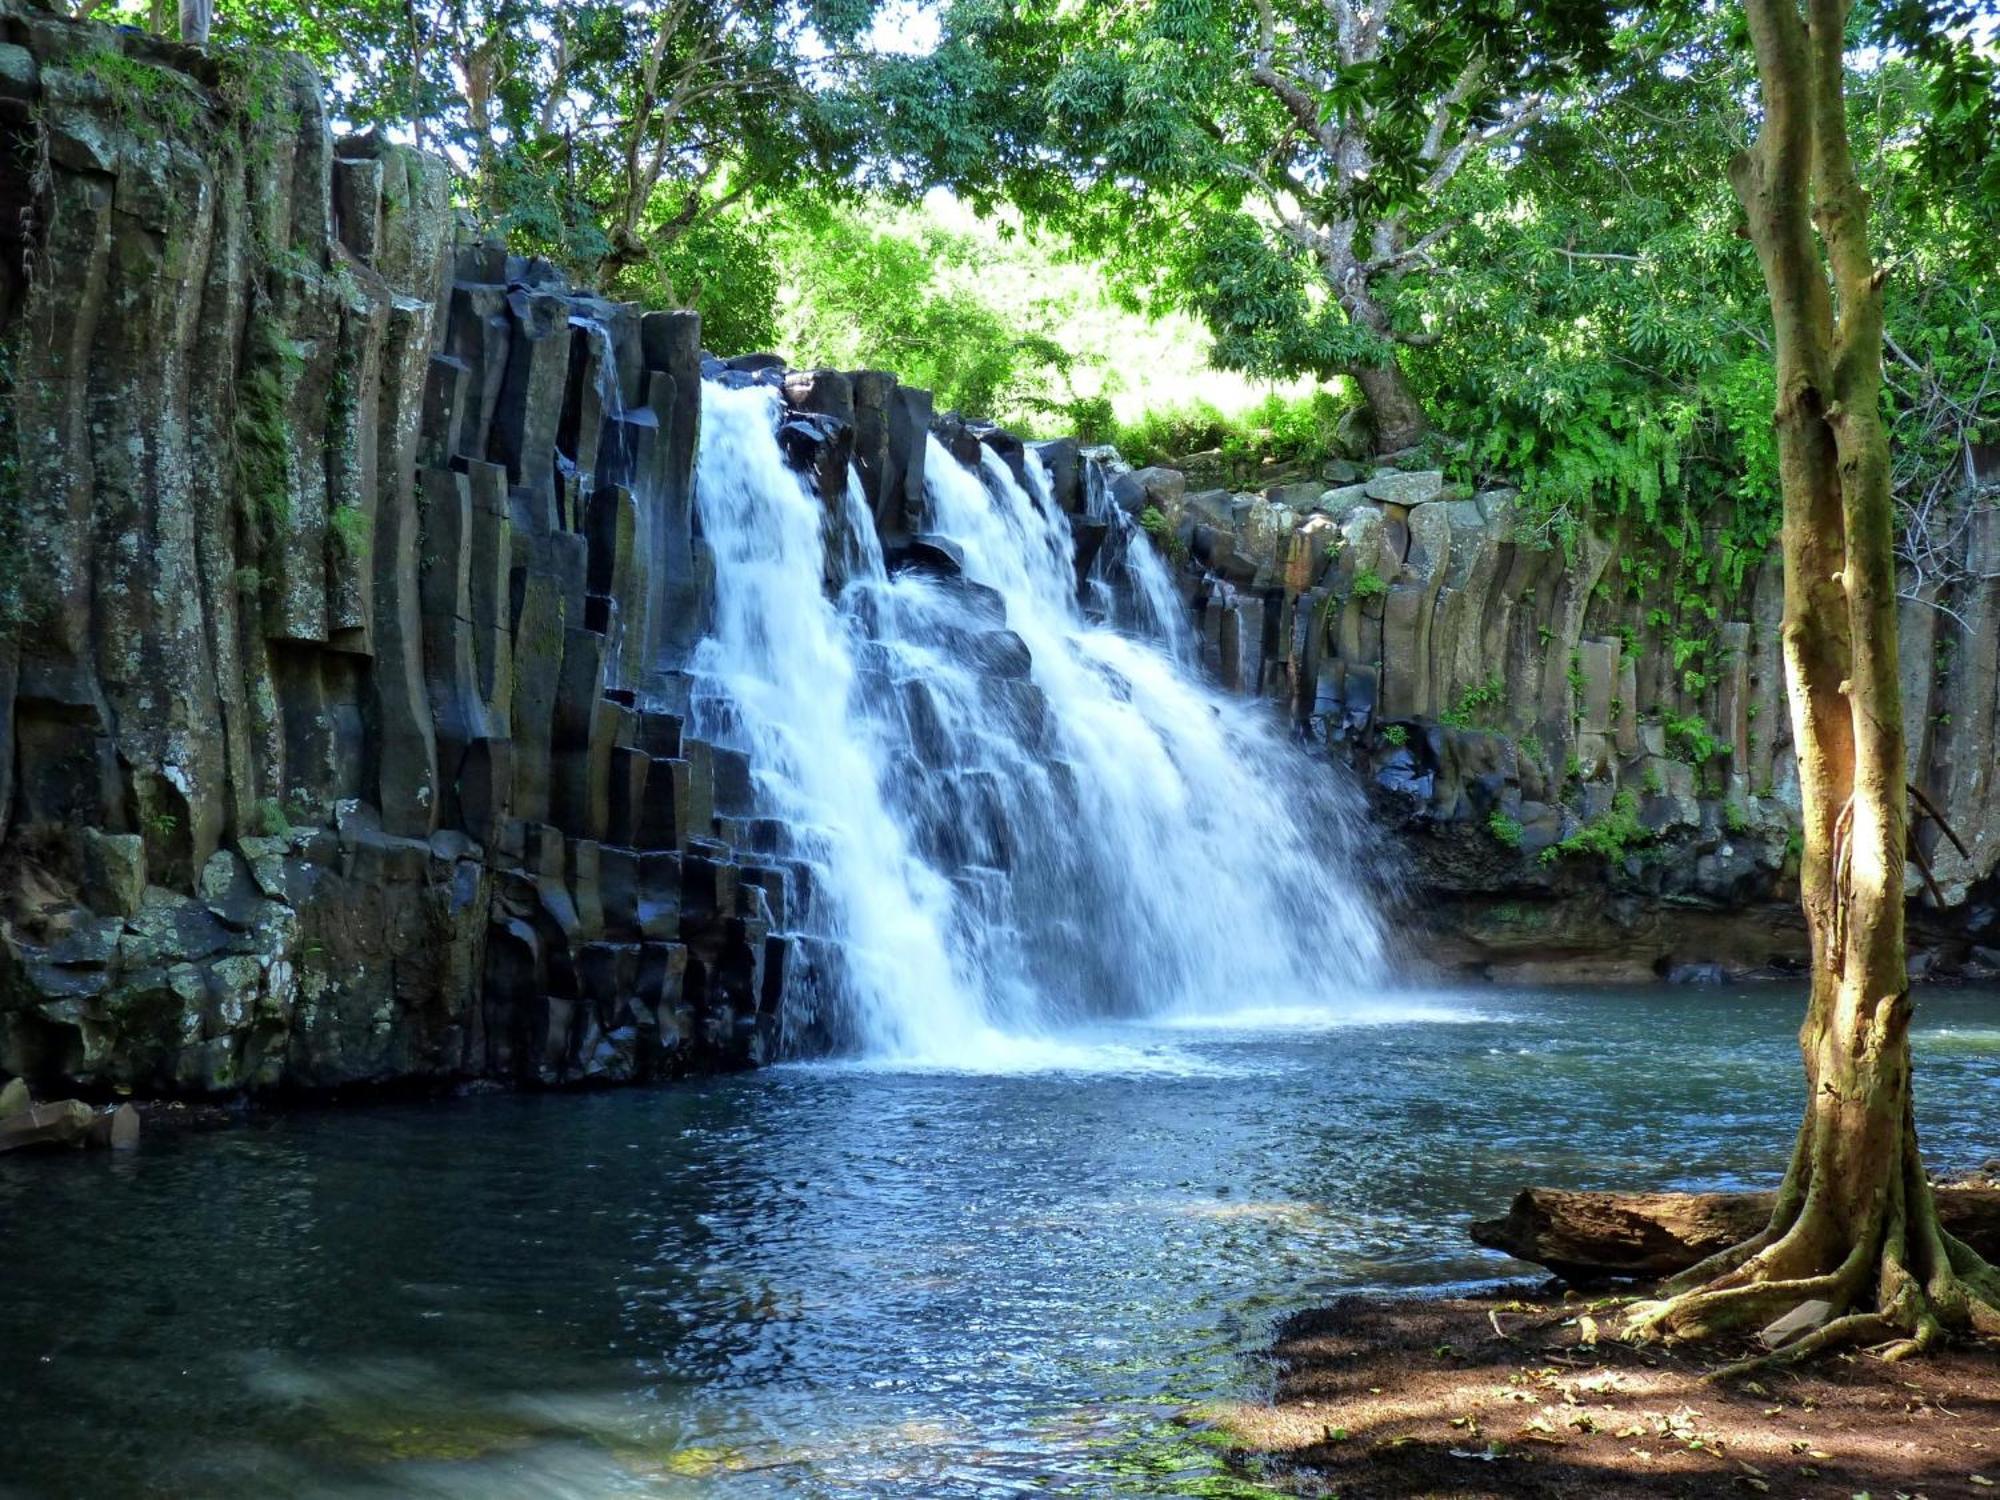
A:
[[4, 985, 1998, 1498]]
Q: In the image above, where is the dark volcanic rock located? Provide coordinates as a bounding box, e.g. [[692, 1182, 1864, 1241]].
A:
[[0, 13, 839, 1099]]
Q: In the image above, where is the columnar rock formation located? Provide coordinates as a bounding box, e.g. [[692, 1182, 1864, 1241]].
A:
[[1128, 450, 2000, 980], [0, 7, 967, 1095], [4, 8, 1994, 1106]]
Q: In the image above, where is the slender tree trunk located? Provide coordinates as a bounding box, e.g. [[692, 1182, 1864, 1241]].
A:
[[1626, 0, 2000, 1364]]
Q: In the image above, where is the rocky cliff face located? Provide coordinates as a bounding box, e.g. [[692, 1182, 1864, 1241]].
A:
[[1124, 449, 2000, 982], [0, 7, 970, 1096], [2, 11, 1990, 1107]]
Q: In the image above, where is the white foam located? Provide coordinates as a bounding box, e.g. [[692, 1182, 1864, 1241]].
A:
[[1149, 998, 1498, 1033]]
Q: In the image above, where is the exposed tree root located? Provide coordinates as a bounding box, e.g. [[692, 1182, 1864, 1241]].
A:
[[1624, 1099, 2000, 1378], [1702, 1313, 1895, 1382]]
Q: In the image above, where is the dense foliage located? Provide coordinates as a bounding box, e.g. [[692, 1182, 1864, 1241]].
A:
[[1405, 21, 1997, 600], [60, 0, 1998, 571], [875, 1, 1995, 589], [873, 0, 1660, 449], [84, 0, 894, 297]]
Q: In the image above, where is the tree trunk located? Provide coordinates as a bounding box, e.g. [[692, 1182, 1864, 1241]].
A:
[[1625, 0, 2000, 1364], [1342, 280, 1429, 453], [1349, 360, 1429, 454]]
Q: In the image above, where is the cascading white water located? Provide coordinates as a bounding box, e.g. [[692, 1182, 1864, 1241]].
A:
[[691, 382, 1382, 1066]]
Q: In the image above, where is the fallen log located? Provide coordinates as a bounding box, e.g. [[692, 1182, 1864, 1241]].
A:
[[1472, 1186, 2000, 1282]]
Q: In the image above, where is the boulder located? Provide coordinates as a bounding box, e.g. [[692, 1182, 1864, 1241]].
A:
[[83, 830, 147, 918], [1759, 1299, 1834, 1350], [0, 1099, 95, 1153], [85, 1103, 141, 1150], [893, 534, 966, 578], [1314, 483, 1372, 519], [1109, 465, 1186, 516], [1363, 469, 1445, 506]]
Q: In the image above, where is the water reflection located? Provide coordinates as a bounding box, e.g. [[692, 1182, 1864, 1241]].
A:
[[3, 985, 1997, 1497]]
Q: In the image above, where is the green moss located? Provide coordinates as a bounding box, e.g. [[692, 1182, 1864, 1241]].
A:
[[1137, 505, 1187, 563], [1381, 723, 1408, 748], [1350, 565, 1388, 602], [1315, 588, 1341, 633], [212, 41, 287, 128], [236, 306, 301, 538], [1487, 810, 1524, 849], [251, 796, 291, 837], [329, 505, 372, 560]]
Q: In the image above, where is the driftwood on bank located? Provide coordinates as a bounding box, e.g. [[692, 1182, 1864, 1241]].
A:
[[1472, 1187, 2000, 1282]]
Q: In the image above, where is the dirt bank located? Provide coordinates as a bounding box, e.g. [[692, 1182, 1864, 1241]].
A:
[[1211, 1289, 2000, 1497]]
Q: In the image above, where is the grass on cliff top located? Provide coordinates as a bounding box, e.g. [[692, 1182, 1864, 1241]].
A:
[[72, 47, 204, 134]]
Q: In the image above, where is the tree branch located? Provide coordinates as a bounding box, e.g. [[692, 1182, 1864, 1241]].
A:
[[1420, 91, 1548, 198], [1419, 55, 1487, 163], [1249, 0, 1335, 153], [1361, 221, 1454, 276]]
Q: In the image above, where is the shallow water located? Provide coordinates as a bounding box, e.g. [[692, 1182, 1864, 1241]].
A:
[[5, 984, 1999, 1498]]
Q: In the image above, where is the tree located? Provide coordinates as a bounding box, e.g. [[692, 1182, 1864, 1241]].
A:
[[883, 0, 1636, 451], [206, 1, 884, 296], [774, 203, 1083, 422], [1626, 0, 2000, 1365]]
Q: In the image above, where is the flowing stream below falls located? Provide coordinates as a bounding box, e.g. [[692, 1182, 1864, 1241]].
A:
[[7, 985, 2000, 1498]]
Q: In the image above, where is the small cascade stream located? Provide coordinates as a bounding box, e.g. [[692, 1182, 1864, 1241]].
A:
[[691, 382, 1382, 1065]]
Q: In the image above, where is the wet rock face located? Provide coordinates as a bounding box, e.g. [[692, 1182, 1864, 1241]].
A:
[[0, 9, 934, 1097], [1116, 452, 2000, 982]]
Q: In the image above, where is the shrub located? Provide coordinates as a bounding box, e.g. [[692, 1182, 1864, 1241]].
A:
[[1664, 713, 1724, 764], [1137, 505, 1187, 563], [1539, 789, 1651, 866], [1440, 674, 1506, 729]]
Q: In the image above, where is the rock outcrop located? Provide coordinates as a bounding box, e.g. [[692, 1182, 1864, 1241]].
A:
[[1123, 447, 2000, 981], [0, 7, 945, 1096]]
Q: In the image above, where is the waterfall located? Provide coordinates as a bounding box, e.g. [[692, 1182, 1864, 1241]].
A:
[[692, 382, 1382, 1066]]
